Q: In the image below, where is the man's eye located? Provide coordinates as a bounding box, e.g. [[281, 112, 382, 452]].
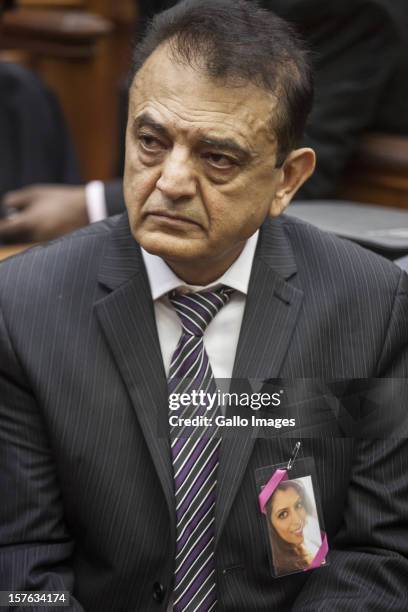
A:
[[139, 135, 165, 152], [203, 153, 236, 169]]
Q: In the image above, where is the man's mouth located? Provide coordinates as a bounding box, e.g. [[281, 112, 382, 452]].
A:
[[146, 211, 201, 227]]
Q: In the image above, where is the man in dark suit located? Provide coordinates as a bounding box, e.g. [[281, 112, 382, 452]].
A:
[[0, 1, 407, 610]]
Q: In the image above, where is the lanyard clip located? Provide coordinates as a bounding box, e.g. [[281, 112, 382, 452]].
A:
[[287, 441, 301, 471]]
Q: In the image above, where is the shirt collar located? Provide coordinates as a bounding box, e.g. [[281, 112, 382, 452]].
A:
[[141, 230, 259, 300]]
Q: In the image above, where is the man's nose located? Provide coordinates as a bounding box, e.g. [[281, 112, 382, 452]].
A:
[[156, 148, 197, 200]]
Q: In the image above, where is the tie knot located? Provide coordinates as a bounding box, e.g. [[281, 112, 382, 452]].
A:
[[169, 286, 234, 336]]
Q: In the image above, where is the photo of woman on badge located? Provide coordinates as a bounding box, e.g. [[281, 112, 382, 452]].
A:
[[266, 477, 324, 576]]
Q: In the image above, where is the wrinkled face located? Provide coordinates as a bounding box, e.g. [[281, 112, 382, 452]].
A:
[[124, 43, 285, 283], [270, 487, 307, 545]]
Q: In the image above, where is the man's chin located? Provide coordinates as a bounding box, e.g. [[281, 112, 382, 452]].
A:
[[135, 231, 202, 263]]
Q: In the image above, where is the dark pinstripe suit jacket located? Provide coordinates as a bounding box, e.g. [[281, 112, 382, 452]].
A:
[[1, 212, 408, 611]]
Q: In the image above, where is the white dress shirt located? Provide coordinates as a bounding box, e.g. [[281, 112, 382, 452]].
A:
[[85, 181, 108, 223], [141, 231, 259, 378]]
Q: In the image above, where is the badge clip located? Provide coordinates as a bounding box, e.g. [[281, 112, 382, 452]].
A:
[[287, 441, 301, 471]]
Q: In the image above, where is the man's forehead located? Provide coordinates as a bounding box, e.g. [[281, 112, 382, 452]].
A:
[[132, 54, 264, 111], [129, 44, 278, 146]]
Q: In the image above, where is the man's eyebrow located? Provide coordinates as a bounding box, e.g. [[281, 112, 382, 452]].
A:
[[133, 113, 170, 138], [133, 113, 252, 161], [199, 137, 252, 161]]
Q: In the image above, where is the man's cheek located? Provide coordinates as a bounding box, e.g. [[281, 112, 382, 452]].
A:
[[125, 172, 157, 207]]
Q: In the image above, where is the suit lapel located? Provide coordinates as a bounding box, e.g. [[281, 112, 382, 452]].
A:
[[94, 214, 175, 537], [215, 217, 304, 547]]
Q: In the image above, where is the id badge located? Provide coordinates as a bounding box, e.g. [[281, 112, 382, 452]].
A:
[[256, 443, 329, 578]]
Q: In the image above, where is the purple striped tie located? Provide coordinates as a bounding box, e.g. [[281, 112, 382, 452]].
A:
[[168, 287, 234, 612]]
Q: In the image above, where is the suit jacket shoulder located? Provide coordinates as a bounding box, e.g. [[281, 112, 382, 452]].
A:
[[256, 215, 408, 377], [1, 212, 407, 381], [0, 214, 130, 305], [274, 213, 405, 291]]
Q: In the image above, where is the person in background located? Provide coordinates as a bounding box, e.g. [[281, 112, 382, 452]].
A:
[[0, 0, 81, 230]]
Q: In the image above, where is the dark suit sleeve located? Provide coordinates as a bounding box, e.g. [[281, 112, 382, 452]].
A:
[[293, 270, 408, 611], [0, 62, 81, 195], [103, 179, 126, 217], [0, 308, 85, 611]]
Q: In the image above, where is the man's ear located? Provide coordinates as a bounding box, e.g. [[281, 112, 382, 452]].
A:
[[269, 148, 316, 217]]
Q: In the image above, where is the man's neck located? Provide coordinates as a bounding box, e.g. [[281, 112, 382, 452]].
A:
[[163, 244, 246, 286]]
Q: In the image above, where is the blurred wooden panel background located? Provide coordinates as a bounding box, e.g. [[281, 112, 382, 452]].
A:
[[1, 0, 137, 181], [20, 0, 84, 6]]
